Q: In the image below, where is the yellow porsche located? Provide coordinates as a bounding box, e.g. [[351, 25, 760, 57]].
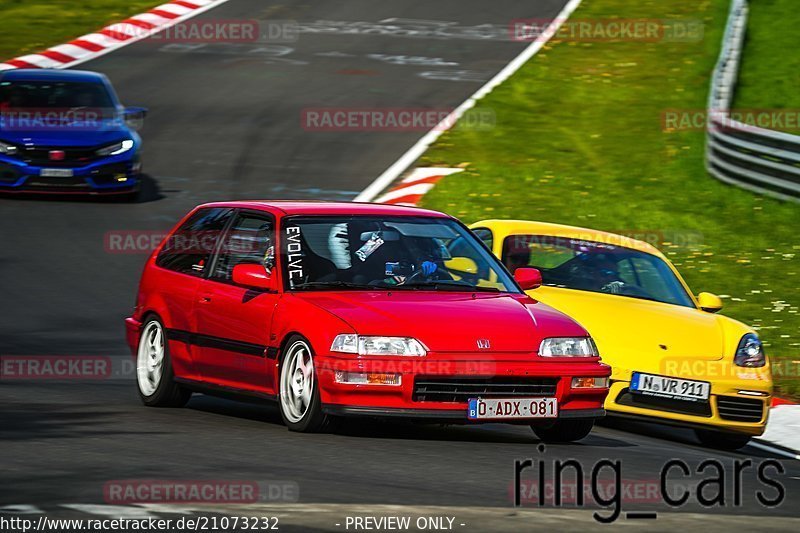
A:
[[471, 219, 773, 450]]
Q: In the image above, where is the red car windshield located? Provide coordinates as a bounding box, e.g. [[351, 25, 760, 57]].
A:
[[281, 216, 519, 293], [502, 234, 695, 308]]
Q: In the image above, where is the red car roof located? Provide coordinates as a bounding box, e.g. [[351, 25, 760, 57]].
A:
[[196, 200, 451, 218]]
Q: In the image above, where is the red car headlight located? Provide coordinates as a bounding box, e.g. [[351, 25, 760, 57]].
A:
[[539, 337, 598, 357], [331, 334, 427, 356]]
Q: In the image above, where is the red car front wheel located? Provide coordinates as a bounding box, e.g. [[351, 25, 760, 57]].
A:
[[279, 336, 332, 432]]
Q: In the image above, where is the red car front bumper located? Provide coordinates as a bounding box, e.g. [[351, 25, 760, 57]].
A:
[[316, 354, 610, 422]]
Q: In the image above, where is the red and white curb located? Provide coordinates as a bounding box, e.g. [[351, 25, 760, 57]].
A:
[[0, 0, 230, 71], [373, 167, 464, 206]]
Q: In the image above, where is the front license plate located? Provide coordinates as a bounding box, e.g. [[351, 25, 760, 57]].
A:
[[40, 168, 74, 177], [630, 372, 710, 402], [468, 397, 558, 420]]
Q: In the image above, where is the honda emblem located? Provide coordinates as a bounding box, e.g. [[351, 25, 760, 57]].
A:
[[477, 339, 491, 350]]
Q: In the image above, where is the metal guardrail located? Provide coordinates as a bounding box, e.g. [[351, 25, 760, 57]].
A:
[[706, 0, 800, 202]]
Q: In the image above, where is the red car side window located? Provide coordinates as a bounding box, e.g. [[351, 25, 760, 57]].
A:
[[210, 212, 275, 282], [156, 207, 233, 277]]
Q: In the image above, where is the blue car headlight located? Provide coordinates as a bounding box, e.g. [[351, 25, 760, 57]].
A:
[[0, 140, 18, 155], [96, 139, 134, 157], [735, 333, 766, 367]]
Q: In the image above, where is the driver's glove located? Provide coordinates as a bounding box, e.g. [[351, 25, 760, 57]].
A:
[[604, 280, 625, 294], [421, 261, 438, 276]]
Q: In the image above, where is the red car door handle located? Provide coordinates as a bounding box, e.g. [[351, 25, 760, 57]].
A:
[[198, 296, 212, 304]]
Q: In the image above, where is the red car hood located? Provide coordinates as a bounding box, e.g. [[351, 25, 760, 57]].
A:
[[290, 291, 587, 353]]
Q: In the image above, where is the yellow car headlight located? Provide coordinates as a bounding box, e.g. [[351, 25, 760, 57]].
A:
[[734, 333, 765, 368]]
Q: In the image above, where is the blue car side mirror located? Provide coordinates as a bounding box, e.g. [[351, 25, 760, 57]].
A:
[[123, 106, 147, 130]]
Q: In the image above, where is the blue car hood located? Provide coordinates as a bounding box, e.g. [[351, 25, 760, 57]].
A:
[[0, 118, 131, 147]]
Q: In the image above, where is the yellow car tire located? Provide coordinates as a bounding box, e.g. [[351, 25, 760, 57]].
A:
[[695, 429, 751, 450]]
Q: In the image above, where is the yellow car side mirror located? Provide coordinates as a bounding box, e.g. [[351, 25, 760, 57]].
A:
[[697, 292, 723, 313], [445, 256, 479, 275]]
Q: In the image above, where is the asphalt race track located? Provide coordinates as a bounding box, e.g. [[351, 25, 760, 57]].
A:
[[1, 0, 798, 528]]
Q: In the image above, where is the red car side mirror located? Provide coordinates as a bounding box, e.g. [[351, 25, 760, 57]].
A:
[[232, 263, 276, 291], [514, 267, 542, 290]]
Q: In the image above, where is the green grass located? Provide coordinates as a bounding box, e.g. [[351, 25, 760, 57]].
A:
[[419, 0, 800, 398], [733, 0, 800, 126], [0, 0, 161, 61]]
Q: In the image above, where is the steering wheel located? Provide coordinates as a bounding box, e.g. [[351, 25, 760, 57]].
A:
[[601, 281, 654, 299], [402, 266, 427, 284], [398, 260, 443, 285]]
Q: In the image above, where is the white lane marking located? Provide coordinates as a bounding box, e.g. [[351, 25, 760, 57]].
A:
[[761, 404, 800, 453], [354, 0, 585, 202], [0, 505, 44, 514], [418, 70, 488, 82], [60, 504, 157, 519], [379, 18, 458, 25], [748, 440, 800, 461], [367, 54, 458, 67], [134, 503, 194, 515], [401, 167, 464, 184]]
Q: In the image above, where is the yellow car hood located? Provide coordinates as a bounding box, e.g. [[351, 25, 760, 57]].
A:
[[530, 287, 728, 373]]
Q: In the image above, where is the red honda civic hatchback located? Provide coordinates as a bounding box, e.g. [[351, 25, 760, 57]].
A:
[[126, 201, 610, 441]]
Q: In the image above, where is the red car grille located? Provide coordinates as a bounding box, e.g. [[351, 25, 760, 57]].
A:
[[413, 376, 558, 403]]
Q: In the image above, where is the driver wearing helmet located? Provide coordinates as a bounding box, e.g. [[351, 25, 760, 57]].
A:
[[589, 255, 624, 294]]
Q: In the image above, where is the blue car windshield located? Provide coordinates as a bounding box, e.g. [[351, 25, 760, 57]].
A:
[[281, 216, 520, 293], [0, 81, 115, 111]]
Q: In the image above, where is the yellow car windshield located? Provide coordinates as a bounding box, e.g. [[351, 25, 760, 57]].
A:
[[501, 234, 695, 308]]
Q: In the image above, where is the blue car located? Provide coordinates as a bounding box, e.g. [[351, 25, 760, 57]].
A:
[[0, 69, 145, 198]]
